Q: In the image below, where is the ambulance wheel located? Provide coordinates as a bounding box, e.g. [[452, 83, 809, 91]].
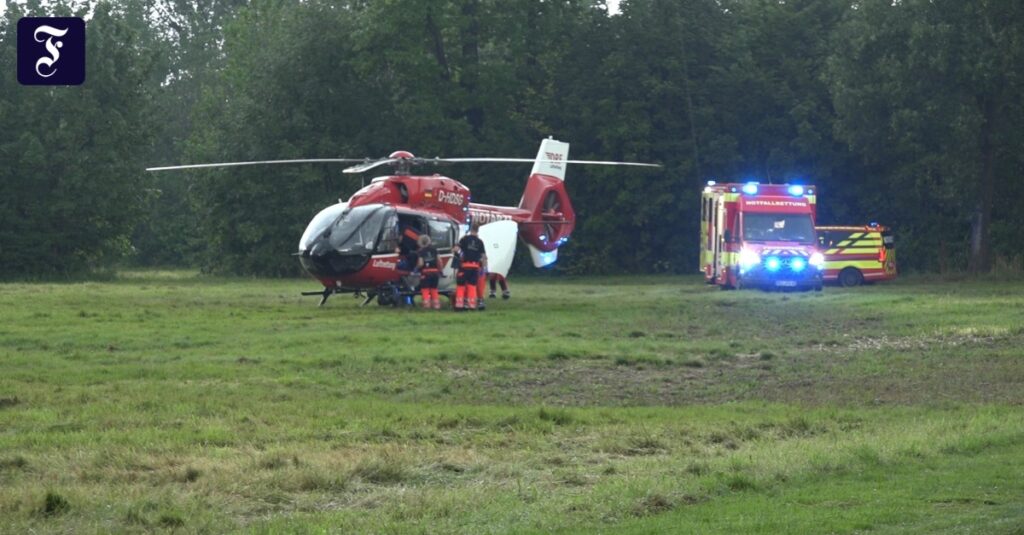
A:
[[838, 268, 863, 288]]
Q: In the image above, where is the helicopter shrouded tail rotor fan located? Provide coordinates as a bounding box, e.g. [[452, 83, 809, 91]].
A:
[[541, 190, 563, 244]]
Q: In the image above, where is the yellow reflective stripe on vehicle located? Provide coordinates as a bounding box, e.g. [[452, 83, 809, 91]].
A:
[[825, 248, 840, 255], [847, 232, 864, 239], [723, 193, 740, 202], [839, 248, 881, 254], [851, 240, 882, 246], [825, 260, 882, 269], [836, 241, 852, 247]]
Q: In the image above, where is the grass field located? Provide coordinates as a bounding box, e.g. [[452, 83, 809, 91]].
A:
[[1, 272, 1023, 534]]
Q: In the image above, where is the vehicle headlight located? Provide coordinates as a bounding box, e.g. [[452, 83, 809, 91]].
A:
[[739, 249, 761, 270], [809, 252, 825, 268]]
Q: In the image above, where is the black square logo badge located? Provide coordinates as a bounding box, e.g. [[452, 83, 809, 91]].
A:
[[18, 17, 86, 86]]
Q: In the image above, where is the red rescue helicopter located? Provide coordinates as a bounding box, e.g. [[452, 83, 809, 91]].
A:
[[148, 138, 658, 306]]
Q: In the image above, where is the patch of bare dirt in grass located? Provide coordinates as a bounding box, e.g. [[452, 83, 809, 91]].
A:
[[462, 361, 738, 406], [455, 334, 1024, 406], [751, 359, 1024, 406], [810, 330, 1018, 353]]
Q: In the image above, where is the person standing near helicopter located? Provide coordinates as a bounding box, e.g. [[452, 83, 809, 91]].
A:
[[453, 223, 487, 311], [416, 235, 441, 309], [395, 220, 422, 272]]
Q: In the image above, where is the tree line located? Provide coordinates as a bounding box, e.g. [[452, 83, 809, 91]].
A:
[[2, 0, 1022, 278]]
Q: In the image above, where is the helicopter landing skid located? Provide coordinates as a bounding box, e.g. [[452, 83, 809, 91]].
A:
[[302, 288, 336, 306], [302, 286, 365, 307]]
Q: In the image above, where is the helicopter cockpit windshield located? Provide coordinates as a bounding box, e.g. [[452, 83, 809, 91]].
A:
[[299, 202, 347, 252], [300, 203, 398, 255]]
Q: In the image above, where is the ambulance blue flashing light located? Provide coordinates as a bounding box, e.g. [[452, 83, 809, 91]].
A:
[[791, 257, 807, 272], [706, 180, 716, 186], [765, 256, 781, 272], [742, 183, 759, 195], [787, 185, 805, 196]]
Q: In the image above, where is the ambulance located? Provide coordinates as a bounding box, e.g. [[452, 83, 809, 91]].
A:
[[700, 182, 824, 291], [815, 224, 897, 286]]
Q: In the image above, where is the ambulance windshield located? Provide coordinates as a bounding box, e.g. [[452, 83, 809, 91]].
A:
[[743, 214, 815, 244]]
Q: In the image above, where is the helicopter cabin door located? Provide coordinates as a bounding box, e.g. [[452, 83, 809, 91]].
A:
[[426, 219, 457, 291]]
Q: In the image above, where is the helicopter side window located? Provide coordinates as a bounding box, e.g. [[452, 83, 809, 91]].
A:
[[375, 213, 399, 253], [428, 221, 455, 251]]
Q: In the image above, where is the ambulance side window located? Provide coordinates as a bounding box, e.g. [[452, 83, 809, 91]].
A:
[[823, 231, 851, 248]]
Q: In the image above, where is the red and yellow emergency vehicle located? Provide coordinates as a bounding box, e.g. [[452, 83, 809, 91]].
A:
[[700, 182, 824, 291], [816, 224, 897, 286]]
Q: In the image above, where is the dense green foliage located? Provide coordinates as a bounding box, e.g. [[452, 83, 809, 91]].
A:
[[0, 1, 156, 276], [1, 0, 1022, 276], [1, 273, 1023, 531]]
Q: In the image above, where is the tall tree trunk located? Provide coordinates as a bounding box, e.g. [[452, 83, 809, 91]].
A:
[[460, 0, 483, 135], [680, 38, 701, 184], [425, 12, 451, 81], [969, 96, 995, 273]]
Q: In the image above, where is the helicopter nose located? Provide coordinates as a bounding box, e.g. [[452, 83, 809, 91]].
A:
[[298, 246, 371, 278]]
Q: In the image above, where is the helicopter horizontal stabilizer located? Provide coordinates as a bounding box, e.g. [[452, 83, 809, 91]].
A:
[[478, 220, 518, 278]]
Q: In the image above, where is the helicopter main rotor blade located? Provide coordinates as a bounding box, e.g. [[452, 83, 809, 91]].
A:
[[564, 159, 661, 168], [146, 158, 368, 172], [433, 157, 661, 168], [342, 159, 398, 174]]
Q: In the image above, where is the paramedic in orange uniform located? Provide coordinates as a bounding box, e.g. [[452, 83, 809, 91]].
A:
[[416, 235, 441, 309], [453, 224, 487, 311]]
